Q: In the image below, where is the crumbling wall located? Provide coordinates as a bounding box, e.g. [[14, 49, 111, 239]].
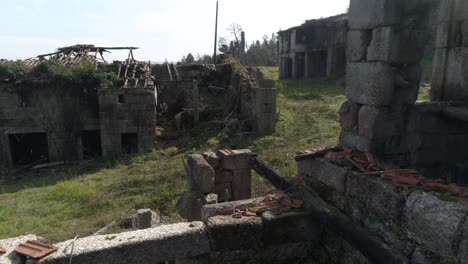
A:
[[154, 63, 276, 136], [340, 0, 468, 183], [98, 88, 156, 157], [297, 154, 468, 263], [0, 83, 100, 167]]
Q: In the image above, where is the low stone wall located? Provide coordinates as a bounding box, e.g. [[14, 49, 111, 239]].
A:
[[340, 101, 468, 185], [297, 156, 468, 263], [0, 204, 321, 264]]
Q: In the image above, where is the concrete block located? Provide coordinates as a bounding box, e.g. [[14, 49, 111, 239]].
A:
[[217, 149, 252, 170], [186, 154, 215, 194], [346, 62, 395, 106], [404, 191, 468, 255], [136, 209, 152, 229], [348, 0, 401, 29], [176, 191, 204, 221], [346, 172, 405, 226], [201, 197, 264, 222], [40, 222, 209, 264], [347, 30, 372, 62], [338, 101, 360, 132], [298, 158, 347, 193], [231, 169, 252, 200], [367, 27, 399, 62], [207, 215, 263, 251]]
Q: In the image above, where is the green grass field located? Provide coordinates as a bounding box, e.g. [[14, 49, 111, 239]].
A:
[[0, 67, 346, 242]]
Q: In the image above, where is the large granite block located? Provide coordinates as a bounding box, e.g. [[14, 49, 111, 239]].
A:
[[404, 192, 468, 255], [346, 62, 395, 106]]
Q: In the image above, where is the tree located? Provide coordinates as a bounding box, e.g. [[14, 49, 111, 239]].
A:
[[185, 53, 195, 64]]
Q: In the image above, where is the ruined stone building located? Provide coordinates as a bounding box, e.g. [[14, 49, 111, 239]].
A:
[[0, 47, 276, 169], [278, 14, 347, 80], [0, 46, 157, 168]]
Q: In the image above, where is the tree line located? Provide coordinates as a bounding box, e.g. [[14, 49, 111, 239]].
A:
[[179, 23, 278, 67]]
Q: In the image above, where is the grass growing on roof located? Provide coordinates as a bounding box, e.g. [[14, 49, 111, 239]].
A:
[[0, 67, 346, 242]]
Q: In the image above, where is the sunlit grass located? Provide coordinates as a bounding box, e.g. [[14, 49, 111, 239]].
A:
[[0, 66, 346, 242]]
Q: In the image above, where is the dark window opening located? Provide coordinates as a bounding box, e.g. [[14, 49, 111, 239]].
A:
[[296, 53, 305, 79], [118, 94, 125, 104], [286, 58, 293, 79], [309, 50, 328, 78], [335, 46, 347, 77], [82, 130, 102, 159], [121, 133, 138, 154], [9, 133, 49, 166], [18, 93, 30, 107]]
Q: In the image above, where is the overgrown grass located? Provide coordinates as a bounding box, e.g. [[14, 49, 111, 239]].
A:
[[0, 67, 346, 241]]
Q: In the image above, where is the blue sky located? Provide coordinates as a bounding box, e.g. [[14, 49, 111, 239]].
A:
[[0, 0, 349, 62]]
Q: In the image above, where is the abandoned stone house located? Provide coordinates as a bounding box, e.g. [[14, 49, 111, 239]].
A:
[[0, 47, 276, 169], [278, 14, 348, 80], [0, 50, 157, 168]]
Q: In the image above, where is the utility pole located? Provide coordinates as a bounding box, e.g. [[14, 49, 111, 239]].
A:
[[213, 1, 219, 64]]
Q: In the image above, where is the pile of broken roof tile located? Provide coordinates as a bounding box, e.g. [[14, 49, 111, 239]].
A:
[[215, 190, 304, 219], [301, 146, 468, 204]]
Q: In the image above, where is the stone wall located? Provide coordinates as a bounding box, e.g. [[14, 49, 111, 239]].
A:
[[155, 63, 276, 137], [98, 87, 156, 157], [341, 0, 468, 183], [297, 156, 468, 263], [431, 0, 468, 102], [0, 83, 100, 167], [0, 211, 321, 264]]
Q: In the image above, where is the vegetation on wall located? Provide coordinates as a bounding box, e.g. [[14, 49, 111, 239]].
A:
[[0, 59, 117, 89], [1, 59, 118, 162]]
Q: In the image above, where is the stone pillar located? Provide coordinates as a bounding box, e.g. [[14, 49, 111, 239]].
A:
[[304, 52, 310, 78], [291, 55, 298, 80], [431, 0, 468, 102], [326, 47, 336, 78], [341, 0, 430, 155], [217, 149, 252, 201], [279, 58, 285, 80], [255, 79, 277, 136], [0, 131, 12, 168]]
